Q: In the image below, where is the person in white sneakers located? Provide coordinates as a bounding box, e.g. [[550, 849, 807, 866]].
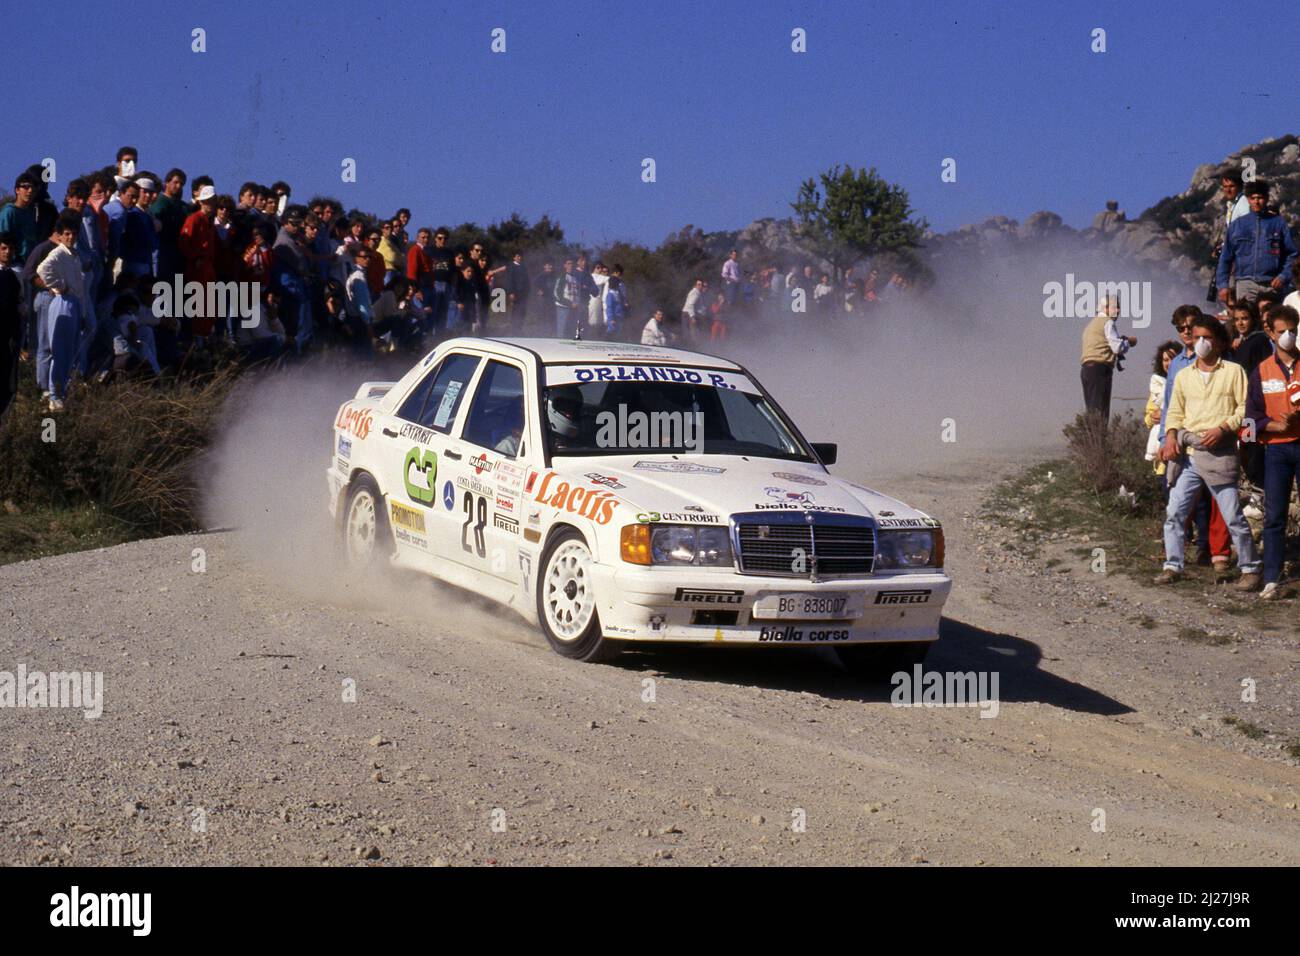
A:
[[1245, 305, 1300, 600]]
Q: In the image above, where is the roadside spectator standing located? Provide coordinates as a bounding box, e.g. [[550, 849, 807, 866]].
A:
[[1159, 305, 1228, 568], [0, 233, 20, 416], [1155, 315, 1260, 589], [272, 207, 313, 353], [502, 252, 530, 335], [61, 180, 100, 377], [721, 249, 741, 307], [363, 228, 387, 297], [532, 260, 555, 333], [35, 212, 87, 410], [1216, 180, 1297, 307], [1209, 170, 1250, 303], [179, 186, 219, 344], [405, 228, 434, 333], [553, 257, 581, 338], [1245, 305, 1300, 600], [151, 169, 188, 283], [574, 254, 598, 338], [377, 220, 402, 285], [428, 228, 456, 333], [22, 229, 58, 397], [603, 265, 628, 340], [1079, 296, 1137, 424], [681, 278, 708, 343], [1144, 341, 1182, 480], [588, 261, 609, 338], [343, 245, 374, 352]]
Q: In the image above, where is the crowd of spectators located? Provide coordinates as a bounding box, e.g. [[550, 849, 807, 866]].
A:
[[0, 147, 914, 416], [1084, 170, 1299, 600]]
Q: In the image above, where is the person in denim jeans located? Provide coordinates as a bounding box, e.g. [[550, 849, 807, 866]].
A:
[[1155, 315, 1261, 588], [1245, 305, 1300, 599]]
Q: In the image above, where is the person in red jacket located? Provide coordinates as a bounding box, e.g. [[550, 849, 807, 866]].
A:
[[1245, 305, 1300, 599], [179, 185, 218, 340]]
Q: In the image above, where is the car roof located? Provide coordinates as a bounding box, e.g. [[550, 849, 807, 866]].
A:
[[452, 337, 744, 372]]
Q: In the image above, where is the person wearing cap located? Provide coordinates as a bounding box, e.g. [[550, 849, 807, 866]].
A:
[[1216, 180, 1297, 306], [0, 173, 40, 263], [179, 186, 219, 343]]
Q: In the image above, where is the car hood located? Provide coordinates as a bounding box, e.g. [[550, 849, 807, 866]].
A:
[[550, 455, 939, 528]]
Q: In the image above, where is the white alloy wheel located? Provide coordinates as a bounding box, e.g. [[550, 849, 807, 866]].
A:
[[345, 486, 380, 566], [543, 540, 595, 641]]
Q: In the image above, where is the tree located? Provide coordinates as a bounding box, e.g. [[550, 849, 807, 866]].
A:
[[790, 165, 926, 280]]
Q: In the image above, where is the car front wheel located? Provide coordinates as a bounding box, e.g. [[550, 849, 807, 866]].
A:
[[342, 474, 394, 570], [536, 529, 620, 663]]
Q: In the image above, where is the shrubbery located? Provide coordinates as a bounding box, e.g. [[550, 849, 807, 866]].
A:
[[1061, 411, 1164, 517], [0, 369, 238, 535]]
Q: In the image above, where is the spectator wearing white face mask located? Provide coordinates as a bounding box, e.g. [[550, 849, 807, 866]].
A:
[[1245, 305, 1300, 600]]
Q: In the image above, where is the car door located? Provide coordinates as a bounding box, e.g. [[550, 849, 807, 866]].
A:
[[376, 351, 482, 563], [446, 358, 531, 584]]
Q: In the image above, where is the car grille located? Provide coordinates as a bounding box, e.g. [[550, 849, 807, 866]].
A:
[[732, 513, 875, 578]]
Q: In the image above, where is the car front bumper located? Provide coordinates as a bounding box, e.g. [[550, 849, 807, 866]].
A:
[[590, 565, 952, 645]]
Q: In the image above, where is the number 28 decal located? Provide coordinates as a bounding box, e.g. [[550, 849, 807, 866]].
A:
[[462, 491, 488, 558]]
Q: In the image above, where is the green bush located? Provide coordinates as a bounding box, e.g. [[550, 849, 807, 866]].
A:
[[1061, 411, 1163, 516], [0, 368, 238, 535]]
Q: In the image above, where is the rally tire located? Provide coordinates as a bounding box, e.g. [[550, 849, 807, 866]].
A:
[[836, 641, 931, 680], [536, 529, 621, 663], [342, 473, 394, 570]]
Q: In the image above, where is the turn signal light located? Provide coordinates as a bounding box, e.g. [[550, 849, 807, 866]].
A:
[[620, 524, 652, 565]]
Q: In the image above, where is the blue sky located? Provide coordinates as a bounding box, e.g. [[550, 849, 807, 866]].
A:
[[8, 0, 1297, 247]]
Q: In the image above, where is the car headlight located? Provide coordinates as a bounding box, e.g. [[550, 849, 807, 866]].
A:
[[874, 529, 943, 570], [620, 524, 734, 566]]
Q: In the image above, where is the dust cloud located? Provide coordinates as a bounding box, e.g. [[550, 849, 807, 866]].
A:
[[722, 242, 1203, 481]]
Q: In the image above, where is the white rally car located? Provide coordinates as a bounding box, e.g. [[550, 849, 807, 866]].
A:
[[327, 338, 951, 674]]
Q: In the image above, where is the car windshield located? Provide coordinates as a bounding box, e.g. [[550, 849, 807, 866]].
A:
[[542, 365, 813, 460]]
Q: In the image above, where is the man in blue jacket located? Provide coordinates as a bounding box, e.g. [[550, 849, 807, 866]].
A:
[[1217, 180, 1297, 306]]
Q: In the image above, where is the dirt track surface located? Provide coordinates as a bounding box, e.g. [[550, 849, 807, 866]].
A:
[[2, 453, 1298, 866]]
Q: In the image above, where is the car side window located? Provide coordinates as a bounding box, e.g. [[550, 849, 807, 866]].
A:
[[396, 364, 439, 422], [398, 353, 481, 431], [461, 361, 526, 458]]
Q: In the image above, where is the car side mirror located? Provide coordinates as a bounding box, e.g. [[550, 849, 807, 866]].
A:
[[812, 442, 837, 465]]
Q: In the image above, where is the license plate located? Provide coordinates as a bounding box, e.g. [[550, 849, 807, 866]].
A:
[[752, 592, 861, 620]]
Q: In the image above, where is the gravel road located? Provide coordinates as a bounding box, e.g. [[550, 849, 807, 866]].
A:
[[2, 454, 1297, 866]]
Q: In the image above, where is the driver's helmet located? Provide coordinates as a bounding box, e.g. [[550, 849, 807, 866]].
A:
[[547, 386, 583, 439]]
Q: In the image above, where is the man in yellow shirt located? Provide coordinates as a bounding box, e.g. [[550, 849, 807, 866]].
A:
[[1155, 315, 1261, 588]]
